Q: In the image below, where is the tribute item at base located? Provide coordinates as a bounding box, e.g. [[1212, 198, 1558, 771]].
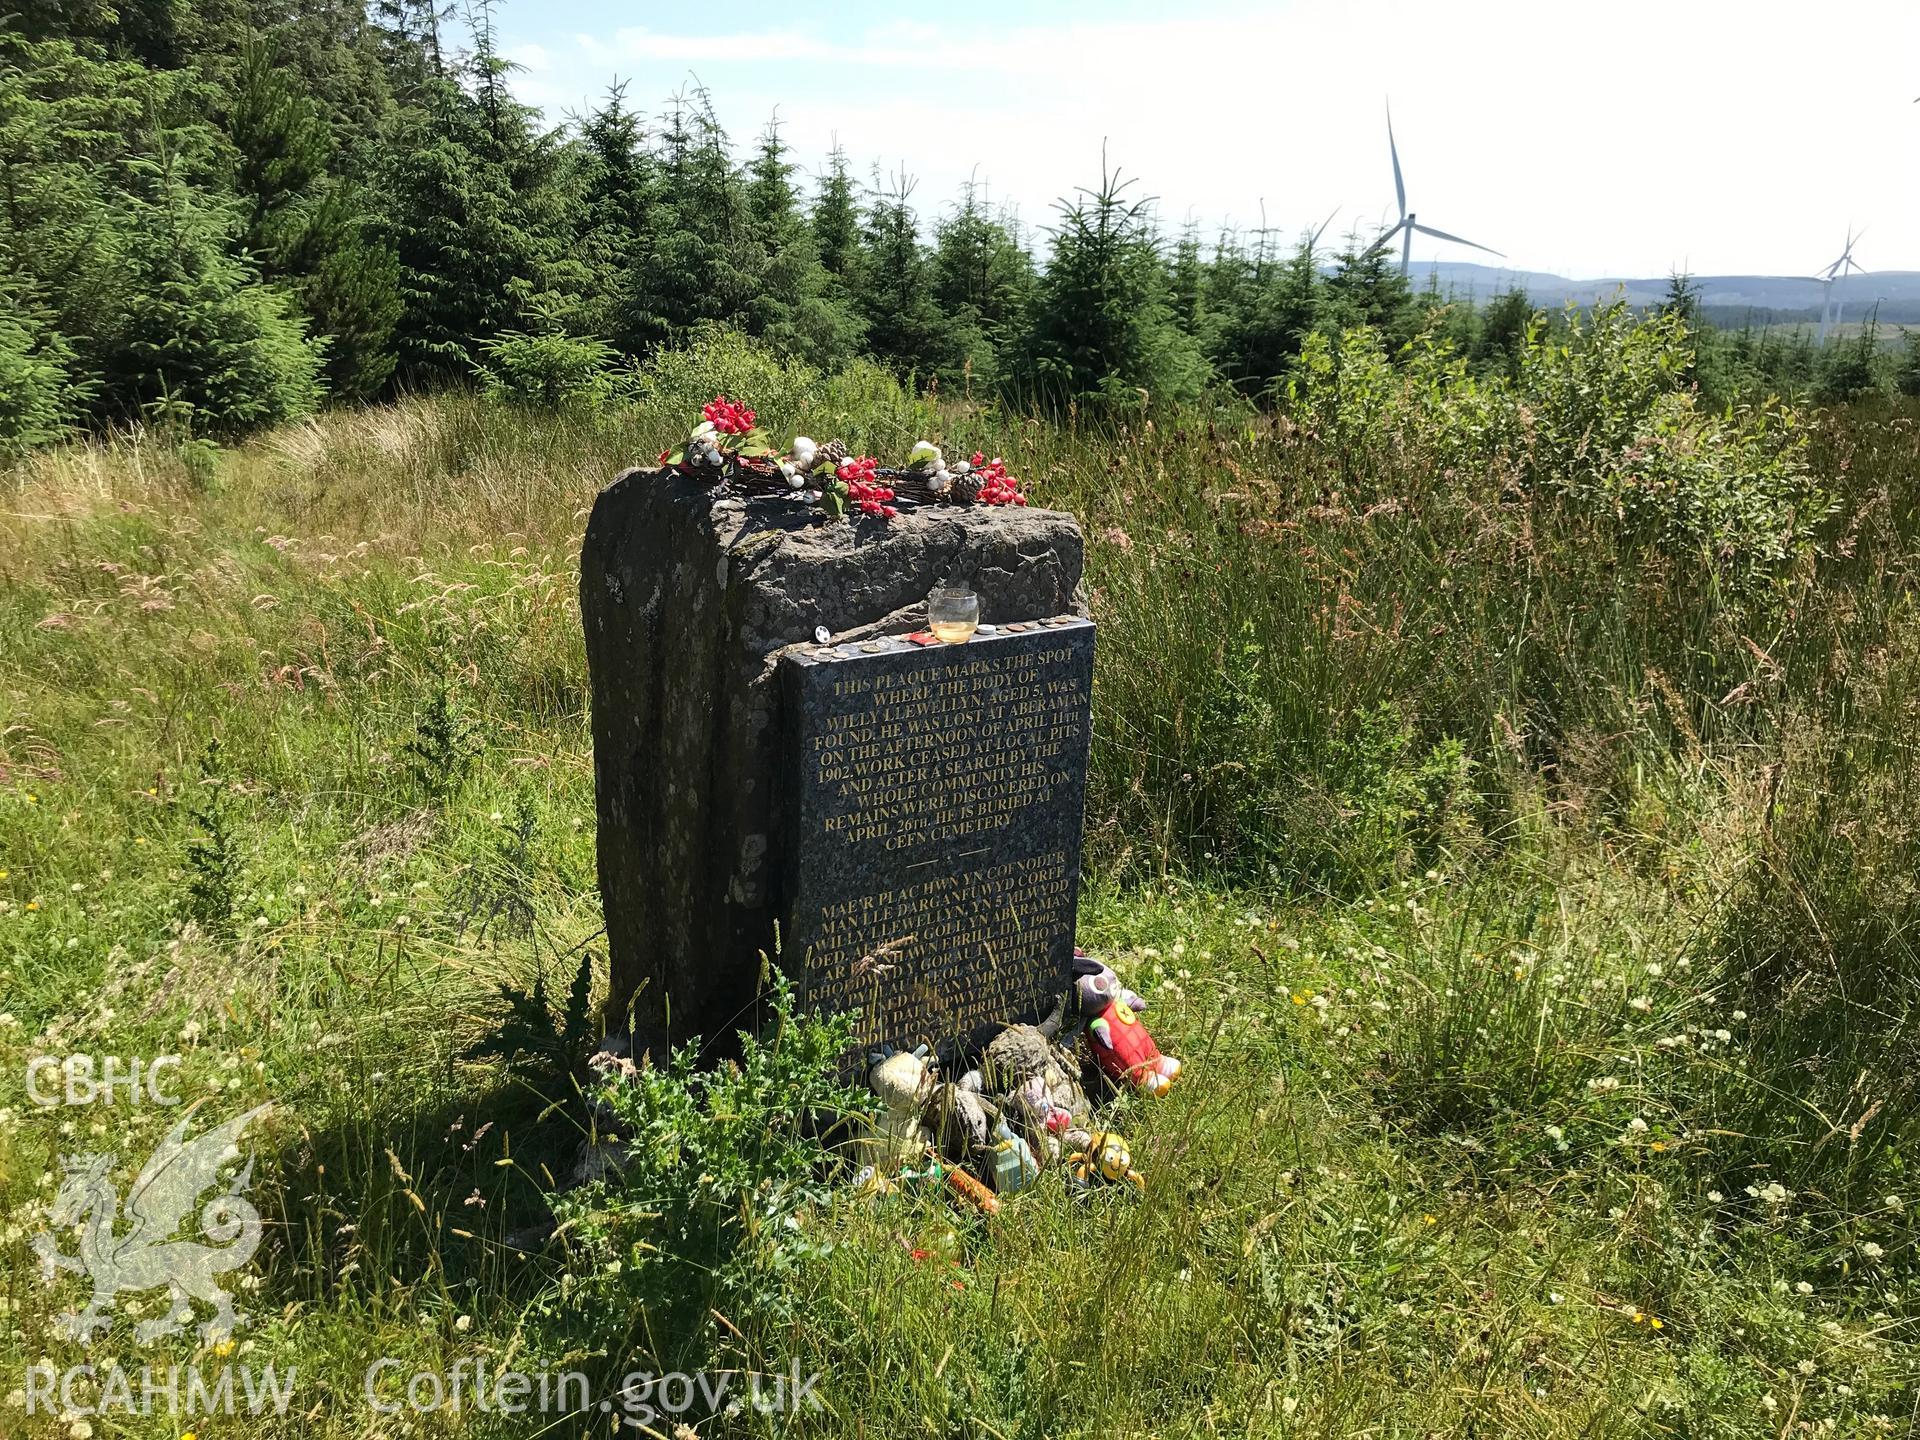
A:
[[779, 619, 1094, 1052]]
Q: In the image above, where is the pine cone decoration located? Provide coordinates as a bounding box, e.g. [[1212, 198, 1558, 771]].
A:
[[950, 470, 984, 505], [815, 439, 849, 472]]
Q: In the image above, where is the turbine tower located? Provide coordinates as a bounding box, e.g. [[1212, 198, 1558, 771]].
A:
[[1363, 103, 1503, 276], [1814, 228, 1866, 343]]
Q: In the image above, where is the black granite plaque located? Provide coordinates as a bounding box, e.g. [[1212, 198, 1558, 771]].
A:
[[777, 617, 1095, 1051]]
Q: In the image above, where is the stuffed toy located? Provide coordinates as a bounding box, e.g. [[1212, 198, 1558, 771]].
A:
[[1072, 950, 1182, 1098], [859, 1045, 935, 1168], [922, 1080, 1000, 1167], [960, 1014, 1093, 1163], [1067, 1129, 1146, 1193]]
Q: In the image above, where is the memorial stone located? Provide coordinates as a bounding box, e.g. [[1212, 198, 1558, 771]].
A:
[[581, 467, 1089, 1055]]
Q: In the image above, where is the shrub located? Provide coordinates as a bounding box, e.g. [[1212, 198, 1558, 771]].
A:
[[631, 322, 823, 436], [1518, 306, 1830, 586], [548, 977, 869, 1356], [1281, 304, 1829, 592], [0, 292, 81, 458], [474, 330, 620, 410]]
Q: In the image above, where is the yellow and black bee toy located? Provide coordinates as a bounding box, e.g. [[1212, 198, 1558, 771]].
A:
[[1067, 1129, 1146, 1193]]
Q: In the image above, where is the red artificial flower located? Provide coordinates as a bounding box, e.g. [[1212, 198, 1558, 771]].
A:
[[967, 452, 1028, 506], [837, 456, 896, 518], [701, 395, 757, 435]]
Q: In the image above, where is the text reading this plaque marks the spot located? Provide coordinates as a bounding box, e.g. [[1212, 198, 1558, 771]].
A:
[[779, 619, 1095, 1049]]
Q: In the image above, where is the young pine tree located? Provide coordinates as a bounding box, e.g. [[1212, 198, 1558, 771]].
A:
[[374, 60, 573, 382], [930, 179, 1034, 391], [1322, 236, 1416, 348], [573, 82, 653, 341], [857, 170, 948, 380], [227, 39, 401, 400], [1016, 158, 1205, 409], [619, 88, 752, 352], [740, 117, 861, 369], [811, 145, 865, 292]]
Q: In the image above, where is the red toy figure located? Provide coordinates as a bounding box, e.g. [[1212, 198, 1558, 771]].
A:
[[1071, 951, 1182, 1097]]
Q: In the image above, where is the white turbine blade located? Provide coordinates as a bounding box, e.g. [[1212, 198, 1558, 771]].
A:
[[1310, 205, 1339, 251], [1386, 103, 1407, 218], [1410, 221, 1504, 258], [1360, 219, 1405, 260]]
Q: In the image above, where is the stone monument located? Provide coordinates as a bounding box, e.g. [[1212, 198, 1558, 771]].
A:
[[581, 466, 1091, 1056]]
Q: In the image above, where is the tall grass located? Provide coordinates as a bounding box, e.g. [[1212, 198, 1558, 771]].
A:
[[2, 323, 1916, 1435]]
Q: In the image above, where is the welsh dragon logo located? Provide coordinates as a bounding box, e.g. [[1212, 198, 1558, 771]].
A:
[[32, 1102, 270, 1343]]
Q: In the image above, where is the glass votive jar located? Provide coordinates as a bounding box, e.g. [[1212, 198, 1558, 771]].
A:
[[927, 586, 980, 644]]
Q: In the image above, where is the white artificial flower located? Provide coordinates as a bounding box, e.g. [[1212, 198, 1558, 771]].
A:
[[907, 440, 943, 468], [790, 436, 818, 468], [689, 419, 716, 440]]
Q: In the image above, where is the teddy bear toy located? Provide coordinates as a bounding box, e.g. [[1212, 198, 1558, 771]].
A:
[[1071, 951, 1182, 1097], [859, 1045, 936, 1168]]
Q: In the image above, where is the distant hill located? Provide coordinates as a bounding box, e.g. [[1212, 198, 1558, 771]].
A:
[[1402, 262, 1920, 326]]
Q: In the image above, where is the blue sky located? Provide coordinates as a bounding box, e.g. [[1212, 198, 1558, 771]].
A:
[[499, 1, 1920, 279]]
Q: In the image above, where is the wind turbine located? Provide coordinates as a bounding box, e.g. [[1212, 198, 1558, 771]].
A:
[[1813, 228, 1866, 343], [1362, 103, 1504, 276]]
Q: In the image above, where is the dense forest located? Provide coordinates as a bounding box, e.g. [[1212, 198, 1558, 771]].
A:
[[5, 0, 1919, 460]]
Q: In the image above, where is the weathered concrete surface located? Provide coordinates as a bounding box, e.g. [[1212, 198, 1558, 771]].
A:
[[581, 467, 1087, 1054]]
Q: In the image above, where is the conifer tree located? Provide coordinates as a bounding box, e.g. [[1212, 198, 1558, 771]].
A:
[[374, 40, 575, 381], [1323, 236, 1415, 347], [858, 170, 947, 379], [811, 145, 864, 290], [1168, 221, 1205, 336], [740, 117, 861, 369], [930, 180, 1033, 390], [92, 163, 324, 433], [1209, 234, 1323, 397], [229, 38, 400, 398], [619, 88, 751, 351], [1016, 158, 1205, 408], [573, 82, 653, 341]]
